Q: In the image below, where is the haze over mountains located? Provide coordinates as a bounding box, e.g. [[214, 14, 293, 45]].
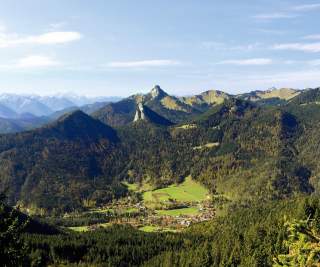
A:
[[0, 94, 121, 133], [0, 93, 121, 118], [0, 86, 307, 134]]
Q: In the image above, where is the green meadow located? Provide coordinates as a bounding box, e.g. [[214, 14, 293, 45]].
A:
[[143, 176, 210, 203], [138, 225, 178, 232], [155, 207, 200, 216], [123, 176, 210, 216], [68, 225, 89, 232], [68, 222, 111, 232]]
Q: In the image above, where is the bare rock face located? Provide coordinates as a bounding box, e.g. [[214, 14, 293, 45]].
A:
[[132, 102, 174, 126], [150, 85, 167, 99], [134, 102, 145, 121]]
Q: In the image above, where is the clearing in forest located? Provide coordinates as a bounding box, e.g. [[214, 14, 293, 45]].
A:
[[143, 176, 209, 203]]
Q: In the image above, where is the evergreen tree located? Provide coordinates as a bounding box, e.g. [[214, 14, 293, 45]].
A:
[[0, 192, 29, 266]]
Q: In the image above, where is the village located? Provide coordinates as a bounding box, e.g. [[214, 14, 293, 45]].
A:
[[86, 199, 215, 232], [63, 177, 216, 232]]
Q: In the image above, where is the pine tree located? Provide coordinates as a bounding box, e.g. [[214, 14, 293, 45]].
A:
[[0, 192, 29, 266], [273, 219, 320, 267]]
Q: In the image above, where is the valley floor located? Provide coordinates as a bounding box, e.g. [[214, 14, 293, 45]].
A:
[[63, 177, 215, 232]]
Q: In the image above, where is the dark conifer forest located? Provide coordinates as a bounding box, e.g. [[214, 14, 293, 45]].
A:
[[1, 86, 320, 266]]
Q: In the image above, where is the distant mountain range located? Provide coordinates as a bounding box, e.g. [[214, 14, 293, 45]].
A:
[[0, 94, 122, 118], [0, 94, 121, 133], [0, 86, 308, 134]]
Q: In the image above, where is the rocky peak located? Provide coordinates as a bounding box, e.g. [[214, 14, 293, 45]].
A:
[[150, 85, 167, 99]]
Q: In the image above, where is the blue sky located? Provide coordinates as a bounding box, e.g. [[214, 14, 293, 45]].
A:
[[0, 0, 320, 96]]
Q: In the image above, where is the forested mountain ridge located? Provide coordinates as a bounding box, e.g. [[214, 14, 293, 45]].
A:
[[118, 98, 315, 201], [0, 110, 126, 213], [180, 89, 231, 111], [0, 88, 320, 213], [289, 87, 320, 105], [238, 87, 300, 101]]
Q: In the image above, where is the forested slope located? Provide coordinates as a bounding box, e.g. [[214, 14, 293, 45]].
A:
[[0, 89, 320, 214], [0, 110, 126, 213]]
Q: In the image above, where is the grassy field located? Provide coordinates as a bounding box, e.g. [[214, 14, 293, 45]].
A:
[[193, 142, 220, 150], [123, 176, 210, 217], [176, 124, 197, 130], [143, 176, 209, 203], [68, 222, 111, 232], [89, 207, 138, 214], [138, 225, 159, 232], [68, 226, 89, 232], [155, 207, 200, 216], [138, 225, 178, 232]]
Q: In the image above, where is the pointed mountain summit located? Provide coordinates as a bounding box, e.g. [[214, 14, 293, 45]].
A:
[[93, 85, 200, 126], [133, 102, 173, 126], [142, 85, 200, 122], [149, 85, 168, 99]]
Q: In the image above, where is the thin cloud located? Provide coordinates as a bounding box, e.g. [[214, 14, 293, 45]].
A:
[[201, 41, 224, 50], [17, 55, 60, 68], [303, 34, 320, 40], [248, 70, 320, 85], [207, 69, 320, 93], [273, 42, 320, 52], [253, 12, 297, 20], [218, 58, 273, 66], [0, 23, 6, 32], [254, 3, 320, 21], [0, 31, 82, 48], [292, 3, 320, 11], [201, 41, 261, 51], [256, 28, 287, 35], [49, 22, 67, 30], [0, 55, 60, 70], [105, 60, 181, 68], [307, 59, 320, 66]]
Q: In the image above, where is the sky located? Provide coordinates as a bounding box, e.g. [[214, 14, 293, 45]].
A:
[[0, 0, 320, 96]]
